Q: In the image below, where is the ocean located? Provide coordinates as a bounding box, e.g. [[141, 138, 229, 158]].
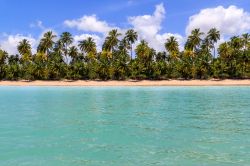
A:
[[0, 87, 249, 166]]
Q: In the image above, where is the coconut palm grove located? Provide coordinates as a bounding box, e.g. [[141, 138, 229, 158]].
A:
[[0, 28, 249, 80]]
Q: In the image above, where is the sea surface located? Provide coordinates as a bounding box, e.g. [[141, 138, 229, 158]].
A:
[[0, 86, 249, 166]]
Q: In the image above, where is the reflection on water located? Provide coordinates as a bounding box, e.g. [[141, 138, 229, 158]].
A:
[[0, 87, 249, 166]]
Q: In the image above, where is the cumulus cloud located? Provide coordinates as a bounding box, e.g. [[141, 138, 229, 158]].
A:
[[128, 3, 184, 51], [62, 3, 184, 51], [128, 3, 165, 38], [0, 34, 37, 55], [64, 15, 115, 34], [186, 5, 250, 36], [8, 3, 250, 54]]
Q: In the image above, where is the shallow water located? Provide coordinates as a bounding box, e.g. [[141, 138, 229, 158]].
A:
[[0, 86, 249, 166]]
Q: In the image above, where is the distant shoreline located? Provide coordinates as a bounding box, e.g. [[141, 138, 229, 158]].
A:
[[0, 79, 249, 86]]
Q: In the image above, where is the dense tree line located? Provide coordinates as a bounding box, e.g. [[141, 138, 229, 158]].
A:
[[0, 28, 249, 80]]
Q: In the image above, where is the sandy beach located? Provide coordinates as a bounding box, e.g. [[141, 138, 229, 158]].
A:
[[0, 79, 249, 86]]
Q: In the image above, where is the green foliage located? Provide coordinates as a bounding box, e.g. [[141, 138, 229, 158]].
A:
[[0, 29, 249, 80]]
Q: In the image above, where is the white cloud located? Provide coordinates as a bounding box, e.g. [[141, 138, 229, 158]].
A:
[[62, 3, 184, 51], [11, 3, 250, 55], [64, 14, 124, 51], [128, 3, 165, 38], [0, 34, 37, 55], [128, 3, 184, 51], [64, 15, 115, 34], [186, 5, 250, 36]]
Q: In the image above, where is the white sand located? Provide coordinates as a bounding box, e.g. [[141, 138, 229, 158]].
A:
[[0, 79, 249, 86]]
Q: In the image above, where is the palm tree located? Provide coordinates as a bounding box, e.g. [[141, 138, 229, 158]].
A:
[[165, 36, 179, 59], [17, 39, 32, 61], [17, 39, 32, 55], [218, 42, 232, 59], [125, 29, 138, 60], [230, 36, 243, 51], [241, 33, 249, 51], [78, 37, 97, 60], [0, 49, 8, 79], [68, 46, 79, 59], [60, 32, 73, 48], [135, 40, 151, 59], [78, 37, 97, 54], [200, 37, 212, 54], [38, 31, 56, 55], [8, 54, 19, 65], [186, 28, 204, 51], [240, 33, 249, 76], [60, 32, 73, 63], [119, 38, 130, 52], [207, 28, 220, 57], [0, 49, 8, 64], [103, 29, 121, 53], [54, 40, 64, 55]]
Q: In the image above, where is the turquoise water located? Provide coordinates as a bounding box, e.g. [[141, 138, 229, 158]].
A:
[[0, 87, 249, 166]]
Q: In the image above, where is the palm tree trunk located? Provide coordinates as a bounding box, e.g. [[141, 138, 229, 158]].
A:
[[65, 54, 68, 64], [213, 43, 216, 58], [65, 44, 68, 64], [112, 47, 114, 61], [130, 43, 133, 60]]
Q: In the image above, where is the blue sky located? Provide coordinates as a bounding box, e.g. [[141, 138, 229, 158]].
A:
[[0, 0, 250, 53]]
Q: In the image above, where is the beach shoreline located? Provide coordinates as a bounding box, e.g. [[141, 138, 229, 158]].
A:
[[0, 79, 249, 86]]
